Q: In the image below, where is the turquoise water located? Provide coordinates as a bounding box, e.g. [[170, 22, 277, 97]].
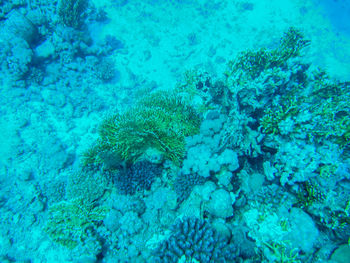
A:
[[0, 0, 349, 262], [314, 0, 350, 35]]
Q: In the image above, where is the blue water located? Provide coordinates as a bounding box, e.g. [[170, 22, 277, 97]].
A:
[[0, 0, 349, 262], [314, 0, 350, 34]]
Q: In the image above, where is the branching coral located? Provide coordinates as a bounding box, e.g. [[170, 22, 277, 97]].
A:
[[260, 97, 299, 135], [226, 27, 310, 81], [318, 200, 350, 231], [57, 0, 88, 29], [260, 69, 350, 149], [83, 91, 201, 168], [153, 217, 237, 263], [263, 241, 301, 263], [309, 76, 350, 148], [296, 181, 325, 208]]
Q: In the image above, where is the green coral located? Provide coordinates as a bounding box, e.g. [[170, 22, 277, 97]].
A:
[[320, 201, 350, 230], [83, 91, 201, 167], [318, 163, 339, 178], [260, 68, 350, 149], [57, 0, 88, 29], [44, 198, 109, 249], [66, 169, 110, 204], [309, 75, 350, 148], [260, 97, 299, 135], [296, 181, 325, 208], [278, 27, 311, 61], [45, 165, 110, 249], [263, 241, 301, 263], [226, 27, 310, 80], [176, 69, 215, 111], [81, 143, 103, 167]]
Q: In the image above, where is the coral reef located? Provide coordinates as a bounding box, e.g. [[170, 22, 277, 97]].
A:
[[84, 91, 201, 167], [66, 168, 109, 204], [44, 198, 109, 249], [205, 188, 234, 219], [153, 217, 238, 263], [182, 110, 239, 178], [57, 0, 89, 29], [174, 171, 206, 204], [113, 160, 162, 195], [260, 69, 350, 150], [226, 27, 310, 81], [94, 58, 117, 82], [2, 6, 349, 260]]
